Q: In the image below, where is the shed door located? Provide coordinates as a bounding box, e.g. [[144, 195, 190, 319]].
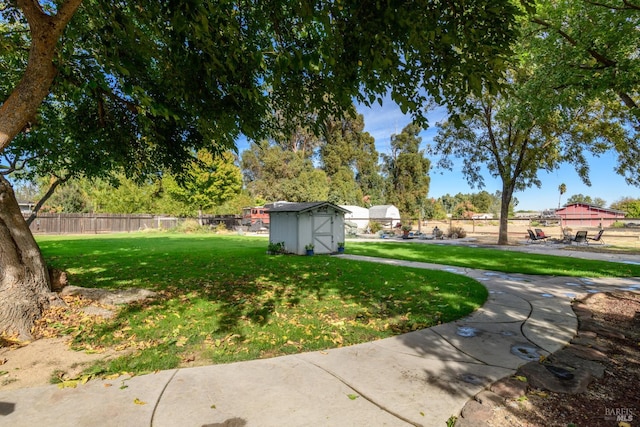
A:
[[313, 215, 334, 253]]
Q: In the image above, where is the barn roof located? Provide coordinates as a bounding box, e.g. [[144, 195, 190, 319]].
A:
[[267, 202, 350, 214], [369, 205, 400, 218], [556, 203, 625, 215]]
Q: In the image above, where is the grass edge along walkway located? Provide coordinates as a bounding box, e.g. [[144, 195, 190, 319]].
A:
[[347, 240, 640, 278]]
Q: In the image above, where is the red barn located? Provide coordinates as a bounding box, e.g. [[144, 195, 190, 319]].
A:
[[555, 203, 625, 227], [242, 206, 269, 228]]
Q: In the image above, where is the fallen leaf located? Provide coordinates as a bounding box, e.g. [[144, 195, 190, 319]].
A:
[[104, 373, 121, 380], [57, 380, 79, 389], [134, 398, 146, 405], [347, 394, 359, 400]]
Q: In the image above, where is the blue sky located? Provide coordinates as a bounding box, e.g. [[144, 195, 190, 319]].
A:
[[357, 99, 640, 212]]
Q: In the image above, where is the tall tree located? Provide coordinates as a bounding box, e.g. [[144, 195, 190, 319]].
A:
[[610, 197, 640, 218], [423, 198, 448, 220], [320, 112, 381, 205], [432, 88, 616, 244], [470, 190, 494, 213], [84, 174, 160, 214], [565, 194, 606, 207], [558, 183, 567, 209], [241, 143, 329, 203], [1, 0, 520, 337], [381, 123, 431, 218], [164, 151, 242, 220]]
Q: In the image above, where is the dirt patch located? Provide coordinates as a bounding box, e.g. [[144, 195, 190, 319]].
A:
[[0, 337, 120, 390], [0, 287, 155, 391], [456, 291, 640, 427]]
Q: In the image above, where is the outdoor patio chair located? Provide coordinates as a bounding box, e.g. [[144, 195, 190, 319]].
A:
[[587, 229, 605, 245], [571, 230, 588, 245], [527, 229, 547, 243], [534, 228, 550, 241]]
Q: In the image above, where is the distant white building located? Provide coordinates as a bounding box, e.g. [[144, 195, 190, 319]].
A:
[[339, 205, 369, 231], [18, 202, 34, 214], [369, 205, 401, 228], [471, 213, 494, 219]]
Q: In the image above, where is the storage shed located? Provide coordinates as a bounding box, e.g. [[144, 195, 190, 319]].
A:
[[268, 202, 349, 255], [369, 205, 401, 228]]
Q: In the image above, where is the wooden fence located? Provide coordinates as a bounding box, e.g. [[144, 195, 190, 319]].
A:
[[24, 214, 240, 235]]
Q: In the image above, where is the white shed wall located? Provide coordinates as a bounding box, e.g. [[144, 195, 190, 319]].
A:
[[268, 212, 299, 254], [269, 205, 346, 255]]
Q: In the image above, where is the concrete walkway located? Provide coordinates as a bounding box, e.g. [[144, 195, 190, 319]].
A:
[[0, 254, 639, 427]]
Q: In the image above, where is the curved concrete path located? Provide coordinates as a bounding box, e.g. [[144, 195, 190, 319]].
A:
[[0, 254, 639, 427]]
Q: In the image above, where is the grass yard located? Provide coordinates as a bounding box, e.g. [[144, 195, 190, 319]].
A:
[[347, 241, 640, 277], [37, 234, 487, 376]]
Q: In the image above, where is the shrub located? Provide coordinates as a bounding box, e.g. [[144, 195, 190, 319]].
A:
[[611, 221, 626, 228], [214, 222, 228, 233], [368, 221, 382, 233], [174, 219, 209, 233], [267, 241, 286, 254], [447, 226, 467, 239]]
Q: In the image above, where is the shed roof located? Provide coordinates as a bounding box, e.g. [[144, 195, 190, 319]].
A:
[[267, 202, 350, 214]]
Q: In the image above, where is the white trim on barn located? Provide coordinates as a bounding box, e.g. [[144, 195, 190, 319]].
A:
[[268, 202, 349, 255]]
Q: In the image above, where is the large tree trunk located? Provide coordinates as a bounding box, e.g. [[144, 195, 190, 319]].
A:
[[0, 176, 55, 340], [0, 1, 83, 339], [497, 185, 514, 245]]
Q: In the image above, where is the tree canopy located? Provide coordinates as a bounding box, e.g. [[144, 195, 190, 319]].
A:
[[610, 197, 640, 218], [381, 123, 431, 219], [2, 0, 521, 167], [565, 194, 607, 208], [522, 0, 640, 185]]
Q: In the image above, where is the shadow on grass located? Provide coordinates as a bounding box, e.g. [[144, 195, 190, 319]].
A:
[[39, 235, 487, 370]]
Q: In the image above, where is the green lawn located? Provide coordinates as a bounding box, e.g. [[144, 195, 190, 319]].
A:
[[346, 241, 640, 277], [37, 234, 487, 376]]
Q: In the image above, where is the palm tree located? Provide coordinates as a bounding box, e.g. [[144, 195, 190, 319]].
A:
[[558, 183, 566, 209]]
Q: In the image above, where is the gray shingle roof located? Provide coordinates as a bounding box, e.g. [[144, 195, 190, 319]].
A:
[[267, 202, 350, 214]]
